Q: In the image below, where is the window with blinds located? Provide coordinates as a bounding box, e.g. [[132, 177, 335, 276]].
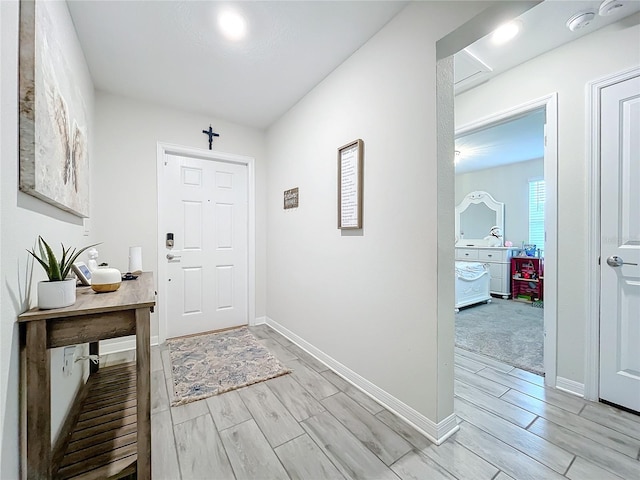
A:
[[529, 179, 545, 256]]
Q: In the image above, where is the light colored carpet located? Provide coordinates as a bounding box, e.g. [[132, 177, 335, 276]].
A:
[[167, 327, 291, 406], [455, 298, 544, 375]]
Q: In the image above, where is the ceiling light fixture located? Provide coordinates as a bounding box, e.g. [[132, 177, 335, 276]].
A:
[[599, 0, 626, 16], [566, 11, 596, 32], [218, 10, 247, 41], [491, 21, 521, 45]]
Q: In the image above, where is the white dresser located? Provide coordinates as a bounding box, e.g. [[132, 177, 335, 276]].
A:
[[455, 246, 520, 298]]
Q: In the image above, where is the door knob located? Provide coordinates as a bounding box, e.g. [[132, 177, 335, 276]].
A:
[[606, 255, 637, 267], [166, 253, 182, 261]]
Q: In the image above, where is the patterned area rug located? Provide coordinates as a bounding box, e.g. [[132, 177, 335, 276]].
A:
[[455, 298, 544, 375], [167, 327, 291, 406]]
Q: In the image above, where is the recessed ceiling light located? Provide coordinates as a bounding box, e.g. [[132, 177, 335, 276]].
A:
[[491, 21, 521, 46], [218, 10, 247, 41], [566, 11, 596, 32], [599, 0, 626, 16]]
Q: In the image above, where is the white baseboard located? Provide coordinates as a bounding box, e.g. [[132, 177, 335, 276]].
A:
[[98, 335, 159, 355], [253, 316, 267, 326], [265, 316, 458, 445], [556, 376, 585, 397]]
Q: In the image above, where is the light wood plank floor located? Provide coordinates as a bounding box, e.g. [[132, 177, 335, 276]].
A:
[[106, 325, 640, 479]]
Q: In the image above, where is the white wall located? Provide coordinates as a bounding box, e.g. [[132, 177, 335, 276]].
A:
[[1, 1, 95, 476], [266, 1, 489, 426], [456, 158, 543, 245], [456, 14, 640, 383], [91, 92, 267, 340]]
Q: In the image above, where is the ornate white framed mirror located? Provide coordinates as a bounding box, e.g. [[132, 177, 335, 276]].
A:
[[455, 191, 504, 246]]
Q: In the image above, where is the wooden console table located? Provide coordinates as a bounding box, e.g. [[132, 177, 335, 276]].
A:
[[18, 273, 155, 479]]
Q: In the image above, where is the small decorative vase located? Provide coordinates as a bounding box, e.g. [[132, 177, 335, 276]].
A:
[[38, 278, 76, 309]]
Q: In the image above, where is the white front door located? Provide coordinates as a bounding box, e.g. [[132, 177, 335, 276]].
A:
[[161, 153, 248, 338], [599, 73, 640, 412]]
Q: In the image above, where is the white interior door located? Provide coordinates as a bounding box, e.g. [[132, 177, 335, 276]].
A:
[[162, 153, 248, 339], [599, 73, 640, 412]]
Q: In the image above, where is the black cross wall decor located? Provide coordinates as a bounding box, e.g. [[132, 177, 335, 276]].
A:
[[202, 124, 220, 150]]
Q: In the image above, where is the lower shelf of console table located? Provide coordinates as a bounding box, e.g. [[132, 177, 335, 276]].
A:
[[53, 362, 138, 480]]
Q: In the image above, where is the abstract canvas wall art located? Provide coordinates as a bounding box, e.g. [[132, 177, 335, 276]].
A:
[[19, 0, 89, 217]]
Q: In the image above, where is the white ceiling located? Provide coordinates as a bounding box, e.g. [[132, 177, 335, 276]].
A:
[[454, 0, 640, 173], [67, 0, 639, 143], [66, 0, 408, 129], [455, 0, 640, 94], [455, 109, 545, 174]]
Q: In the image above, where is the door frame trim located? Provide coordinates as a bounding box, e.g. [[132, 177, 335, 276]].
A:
[[156, 142, 256, 343], [585, 66, 640, 402], [455, 92, 558, 386]]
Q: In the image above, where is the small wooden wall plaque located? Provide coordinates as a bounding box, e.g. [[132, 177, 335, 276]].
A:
[[284, 187, 299, 209]]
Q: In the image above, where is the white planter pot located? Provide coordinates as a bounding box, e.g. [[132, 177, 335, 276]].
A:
[[37, 279, 76, 309]]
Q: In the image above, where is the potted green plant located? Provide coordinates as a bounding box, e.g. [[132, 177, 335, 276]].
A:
[[27, 236, 98, 309]]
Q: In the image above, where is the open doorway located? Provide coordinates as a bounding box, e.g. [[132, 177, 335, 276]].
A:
[[453, 105, 552, 377], [439, 0, 640, 397], [436, 0, 631, 388]]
